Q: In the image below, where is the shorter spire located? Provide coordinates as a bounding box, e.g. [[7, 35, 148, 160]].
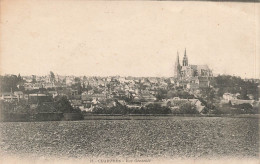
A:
[[182, 48, 188, 66]]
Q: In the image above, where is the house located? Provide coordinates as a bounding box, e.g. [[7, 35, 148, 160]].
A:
[[223, 93, 237, 101], [230, 99, 256, 107], [48, 91, 58, 98], [166, 98, 188, 107], [165, 98, 205, 113], [28, 94, 53, 104], [126, 104, 141, 109], [89, 99, 103, 109], [68, 94, 81, 100], [149, 77, 158, 84], [82, 94, 93, 101], [188, 99, 205, 113], [197, 77, 210, 88], [169, 78, 175, 84], [91, 94, 107, 100], [14, 91, 24, 99], [70, 99, 83, 108], [24, 83, 34, 90], [247, 94, 254, 100], [187, 83, 199, 90], [104, 99, 118, 108], [119, 77, 126, 83], [141, 93, 157, 102], [118, 100, 126, 106], [133, 95, 142, 102], [33, 83, 43, 89], [0, 92, 18, 101], [141, 101, 165, 107], [65, 77, 74, 86], [81, 91, 88, 96]]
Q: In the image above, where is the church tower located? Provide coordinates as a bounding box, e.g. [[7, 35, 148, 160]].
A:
[[182, 48, 188, 66], [174, 51, 181, 79]]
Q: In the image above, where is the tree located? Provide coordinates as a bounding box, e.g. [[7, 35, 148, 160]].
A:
[[82, 82, 86, 91], [144, 103, 171, 114], [212, 75, 259, 100], [72, 77, 83, 94], [50, 71, 55, 82], [83, 76, 87, 81], [239, 87, 249, 100], [200, 87, 217, 109], [233, 103, 254, 114], [156, 89, 167, 100], [167, 90, 178, 98], [17, 74, 22, 81], [179, 102, 198, 114], [54, 96, 79, 113], [166, 90, 194, 99], [74, 77, 81, 83], [86, 84, 93, 93], [0, 75, 23, 92]]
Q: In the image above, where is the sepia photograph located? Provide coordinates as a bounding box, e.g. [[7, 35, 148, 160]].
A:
[[0, 0, 259, 164]]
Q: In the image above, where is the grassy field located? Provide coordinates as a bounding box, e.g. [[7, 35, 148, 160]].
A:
[[0, 117, 259, 159]]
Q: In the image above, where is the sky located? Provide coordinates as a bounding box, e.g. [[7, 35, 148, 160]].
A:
[[0, 0, 259, 78]]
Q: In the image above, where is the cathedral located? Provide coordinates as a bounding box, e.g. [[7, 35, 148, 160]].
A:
[[174, 49, 213, 80]]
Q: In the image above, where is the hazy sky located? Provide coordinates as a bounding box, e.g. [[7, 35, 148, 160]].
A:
[[1, 1, 259, 78]]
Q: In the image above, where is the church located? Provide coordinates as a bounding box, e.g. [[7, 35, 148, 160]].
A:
[[174, 49, 213, 89], [174, 49, 213, 79]]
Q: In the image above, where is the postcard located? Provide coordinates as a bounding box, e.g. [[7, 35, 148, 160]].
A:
[[0, 0, 259, 164]]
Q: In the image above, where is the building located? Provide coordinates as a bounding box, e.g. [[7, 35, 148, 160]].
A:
[[223, 93, 238, 101], [0, 92, 18, 101], [28, 94, 53, 104], [174, 49, 213, 80], [174, 49, 213, 89], [165, 98, 206, 113], [14, 91, 24, 99], [230, 99, 256, 107]]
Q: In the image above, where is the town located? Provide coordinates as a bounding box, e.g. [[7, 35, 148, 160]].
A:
[[0, 50, 259, 121]]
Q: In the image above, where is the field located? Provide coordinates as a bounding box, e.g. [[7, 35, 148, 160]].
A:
[[0, 117, 259, 159]]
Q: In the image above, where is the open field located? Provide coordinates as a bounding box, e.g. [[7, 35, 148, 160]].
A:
[[0, 117, 259, 159]]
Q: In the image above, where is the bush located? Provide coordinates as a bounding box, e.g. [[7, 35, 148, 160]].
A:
[[179, 102, 198, 114], [201, 107, 210, 114], [144, 104, 171, 114], [54, 96, 80, 113], [0, 101, 30, 114], [233, 103, 256, 114], [92, 103, 171, 115], [210, 103, 257, 115]]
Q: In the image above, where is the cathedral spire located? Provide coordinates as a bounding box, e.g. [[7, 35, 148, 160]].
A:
[[174, 51, 181, 79], [176, 51, 180, 65]]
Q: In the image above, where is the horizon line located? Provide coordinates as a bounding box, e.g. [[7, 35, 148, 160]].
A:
[[1, 72, 259, 79]]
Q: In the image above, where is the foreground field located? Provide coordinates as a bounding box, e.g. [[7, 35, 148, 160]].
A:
[[0, 117, 259, 159]]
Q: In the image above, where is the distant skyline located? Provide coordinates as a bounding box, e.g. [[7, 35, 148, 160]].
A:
[[1, 1, 259, 79]]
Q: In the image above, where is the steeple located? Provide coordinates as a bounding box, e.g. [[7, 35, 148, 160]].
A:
[[182, 48, 188, 66], [174, 51, 181, 78], [176, 51, 180, 65]]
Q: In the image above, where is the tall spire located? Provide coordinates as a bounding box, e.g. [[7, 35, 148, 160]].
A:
[[176, 51, 180, 65], [174, 51, 181, 78]]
